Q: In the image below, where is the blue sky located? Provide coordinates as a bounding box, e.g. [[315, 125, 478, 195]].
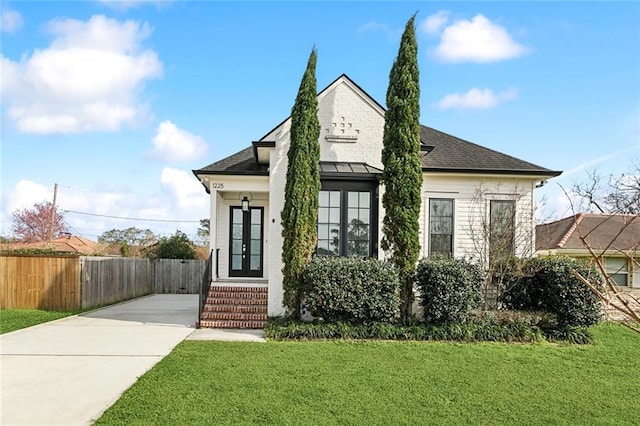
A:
[[1, 0, 639, 242]]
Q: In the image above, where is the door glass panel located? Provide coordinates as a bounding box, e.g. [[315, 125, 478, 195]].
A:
[[232, 240, 242, 254], [250, 255, 260, 271], [232, 254, 242, 270], [232, 224, 242, 239], [251, 224, 260, 239]]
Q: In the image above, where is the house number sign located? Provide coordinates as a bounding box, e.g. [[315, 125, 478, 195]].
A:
[[211, 182, 224, 189]]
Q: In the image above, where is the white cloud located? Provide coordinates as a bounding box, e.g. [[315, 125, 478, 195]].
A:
[[98, 0, 172, 11], [0, 7, 23, 33], [150, 121, 208, 162], [4, 180, 52, 214], [160, 167, 208, 211], [435, 87, 517, 110], [1, 15, 162, 134], [357, 22, 402, 40], [433, 14, 528, 63], [420, 11, 450, 35]]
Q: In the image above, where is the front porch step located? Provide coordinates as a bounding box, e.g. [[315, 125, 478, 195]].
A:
[[199, 319, 266, 329], [199, 285, 268, 330]]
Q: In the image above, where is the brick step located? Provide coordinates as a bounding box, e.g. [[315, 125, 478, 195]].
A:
[[207, 291, 268, 299], [199, 319, 266, 329], [209, 286, 268, 294], [203, 304, 267, 313], [201, 312, 267, 321], [206, 297, 268, 306]]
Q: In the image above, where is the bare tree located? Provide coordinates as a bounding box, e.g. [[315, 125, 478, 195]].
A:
[[573, 160, 639, 214], [561, 186, 640, 334], [466, 182, 535, 309]]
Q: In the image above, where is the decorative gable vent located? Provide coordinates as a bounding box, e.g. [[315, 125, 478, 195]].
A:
[[325, 116, 359, 143]]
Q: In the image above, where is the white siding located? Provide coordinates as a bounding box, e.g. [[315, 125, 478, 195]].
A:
[[421, 174, 537, 264]]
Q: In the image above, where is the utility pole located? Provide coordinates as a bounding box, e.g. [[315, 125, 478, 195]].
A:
[[48, 183, 58, 244]]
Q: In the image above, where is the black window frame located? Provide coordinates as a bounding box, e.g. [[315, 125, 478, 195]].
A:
[[428, 198, 454, 257], [317, 179, 378, 258], [489, 199, 516, 261]]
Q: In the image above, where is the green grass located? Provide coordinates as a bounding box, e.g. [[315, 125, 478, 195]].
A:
[[96, 324, 639, 425], [0, 309, 80, 334]]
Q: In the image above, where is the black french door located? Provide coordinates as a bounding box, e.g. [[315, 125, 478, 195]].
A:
[[229, 206, 263, 277]]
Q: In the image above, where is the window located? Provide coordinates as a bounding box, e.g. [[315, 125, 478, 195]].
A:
[[429, 199, 453, 257], [490, 200, 515, 261], [316, 181, 377, 257], [605, 257, 629, 286]]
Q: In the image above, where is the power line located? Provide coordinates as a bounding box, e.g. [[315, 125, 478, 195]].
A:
[[64, 210, 201, 223]]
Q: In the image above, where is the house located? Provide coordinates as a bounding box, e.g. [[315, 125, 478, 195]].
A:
[[1, 235, 104, 256], [536, 213, 640, 288], [193, 74, 561, 326]]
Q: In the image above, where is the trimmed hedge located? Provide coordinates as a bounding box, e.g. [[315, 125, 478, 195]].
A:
[[500, 256, 603, 327], [265, 317, 594, 343], [302, 256, 400, 324], [416, 257, 483, 325]]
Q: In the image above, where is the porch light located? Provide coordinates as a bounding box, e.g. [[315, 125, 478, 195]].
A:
[[242, 196, 250, 212]]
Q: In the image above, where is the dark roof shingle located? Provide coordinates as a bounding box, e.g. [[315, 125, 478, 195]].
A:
[[420, 127, 560, 176]]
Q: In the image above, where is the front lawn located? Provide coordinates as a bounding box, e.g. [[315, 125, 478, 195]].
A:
[[0, 309, 80, 334], [96, 324, 639, 425]]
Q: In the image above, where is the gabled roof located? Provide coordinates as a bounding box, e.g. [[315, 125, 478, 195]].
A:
[[536, 213, 640, 252], [2, 236, 104, 255], [194, 74, 561, 178]]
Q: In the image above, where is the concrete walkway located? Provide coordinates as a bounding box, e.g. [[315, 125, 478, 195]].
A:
[[0, 294, 200, 426]]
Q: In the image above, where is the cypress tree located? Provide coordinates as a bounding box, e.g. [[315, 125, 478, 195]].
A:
[[381, 15, 422, 323], [281, 48, 321, 318]]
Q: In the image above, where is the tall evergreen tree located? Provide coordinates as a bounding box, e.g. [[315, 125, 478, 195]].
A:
[[281, 48, 321, 318], [381, 15, 422, 323]]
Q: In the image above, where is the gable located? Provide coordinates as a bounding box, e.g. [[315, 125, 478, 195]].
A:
[[194, 74, 562, 179]]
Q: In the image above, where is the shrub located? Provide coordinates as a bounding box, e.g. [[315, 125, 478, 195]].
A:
[[302, 256, 400, 324], [265, 317, 546, 343], [500, 257, 603, 327], [416, 257, 483, 325], [145, 231, 198, 260]]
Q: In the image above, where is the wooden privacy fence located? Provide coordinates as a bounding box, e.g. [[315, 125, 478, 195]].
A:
[[1, 255, 208, 311], [0, 255, 81, 310]]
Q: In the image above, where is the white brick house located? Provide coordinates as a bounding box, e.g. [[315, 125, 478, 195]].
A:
[[193, 74, 561, 321]]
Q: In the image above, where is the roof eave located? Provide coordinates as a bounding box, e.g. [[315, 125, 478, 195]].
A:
[[422, 167, 563, 177]]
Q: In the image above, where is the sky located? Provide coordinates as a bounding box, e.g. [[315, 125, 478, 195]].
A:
[[1, 0, 639, 243]]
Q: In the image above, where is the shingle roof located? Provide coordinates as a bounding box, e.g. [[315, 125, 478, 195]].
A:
[[195, 125, 560, 177], [194, 146, 269, 176], [420, 127, 560, 176], [536, 213, 640, 252], [1, 236, 103, 255]]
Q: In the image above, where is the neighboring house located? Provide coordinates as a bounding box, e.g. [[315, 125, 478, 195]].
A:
[[193, 74, 561, 319], [1, 235, 104, 255], [536, 213, 640, 288]]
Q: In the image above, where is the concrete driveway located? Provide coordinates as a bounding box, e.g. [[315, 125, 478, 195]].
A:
[[0, 294, 198, 426]]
